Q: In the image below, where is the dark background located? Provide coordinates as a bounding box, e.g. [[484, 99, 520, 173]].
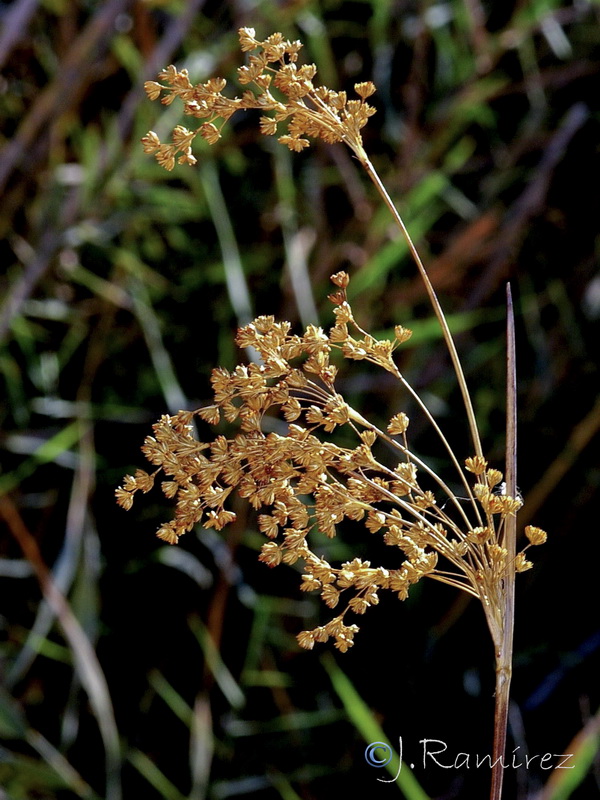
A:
[[0, 1, 599, 798]]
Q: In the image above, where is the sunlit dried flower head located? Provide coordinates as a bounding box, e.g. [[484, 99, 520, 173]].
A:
[[117, 273, 546, 653], [141, 28, 377, 170], [134, 33, 550, 798]]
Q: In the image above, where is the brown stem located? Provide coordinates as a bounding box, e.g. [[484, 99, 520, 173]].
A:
[[490, 284, 517, 800], [491, 654, 512, 800]]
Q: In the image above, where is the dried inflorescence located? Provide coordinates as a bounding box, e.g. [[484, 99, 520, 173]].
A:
[[130, 28, 547, 655], [116, 273, 546, 653], [141, 27, 376, 170]]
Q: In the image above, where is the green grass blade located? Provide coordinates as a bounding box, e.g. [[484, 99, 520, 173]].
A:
[[149, 669, 194, 727], [0, 420, 84, 496], [189, 616, 245, 710], [198, 160, 255, 330], [26, 729, 101, 800], [322, 653, 430, 799], [268, 770, 304, 800], [127, 749, 188, 800], [127, 273, 189, 413], [539, 710, 600, 800]]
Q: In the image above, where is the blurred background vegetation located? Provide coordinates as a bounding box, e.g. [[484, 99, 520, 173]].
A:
[[1, 1, 599, 798]]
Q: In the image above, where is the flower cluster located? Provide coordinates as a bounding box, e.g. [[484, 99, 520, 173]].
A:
[[116, 273, 546, 652], [140, 28, 376, 170]]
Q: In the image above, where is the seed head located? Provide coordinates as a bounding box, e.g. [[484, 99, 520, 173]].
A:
[[524, 525, 547, 546], [141, 28, 377, 170], [117, 271, 548, 652]]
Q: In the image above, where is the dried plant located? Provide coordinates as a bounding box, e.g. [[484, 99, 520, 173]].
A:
[[119, 28, 547, 800]]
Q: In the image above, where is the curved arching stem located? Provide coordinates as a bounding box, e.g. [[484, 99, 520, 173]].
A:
[[357, 153, 484, 462]]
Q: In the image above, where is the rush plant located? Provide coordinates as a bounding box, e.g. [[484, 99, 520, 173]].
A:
[[117, 28, 547, 800]]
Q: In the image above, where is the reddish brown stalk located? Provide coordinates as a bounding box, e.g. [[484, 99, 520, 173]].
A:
[[490, 285, 517, 800]]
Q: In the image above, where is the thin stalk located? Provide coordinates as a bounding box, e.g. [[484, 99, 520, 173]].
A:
[[357, 153, 484, 462], [346, 394, 483, 528], [338, 321, 484, 519], [490, 284, 517, 800]]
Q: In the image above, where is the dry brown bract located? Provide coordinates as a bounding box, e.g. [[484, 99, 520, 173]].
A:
[[141, 28, 376, 170], [117, 274, 545, 653]]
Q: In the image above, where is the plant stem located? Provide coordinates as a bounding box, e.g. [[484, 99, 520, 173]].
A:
[[490, 285, 517, 800], [355, 148, 518, 799], [358, 153, 484, 461]]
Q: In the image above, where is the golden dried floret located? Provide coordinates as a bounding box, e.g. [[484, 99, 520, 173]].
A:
[[388, 412, 409, 435], [349, 596, 369, 614], [467, 526, 492, 544], [330, 271, 350, 288], [394, 325, 413, 344], [204, 510, 237, 530], [495, 495, 523, 516], [157, 523, 180, 545], [354, 81, 376, 99], [524, 525, 547, 546], [155, 145, 176, 171], [515, 553, 533, 572], [200, 122, 221, 144], [474, 483, 491, 502], [414, 490, 436, 509], [486, 469, 503, 488], [488, 544, 507, 568], [321, 584, 340, 608], [332, 302, 353, 324], [395, 462, 418, 486], [238, 27, 258, 51], [259, 116, 278, 136], [197, 406, 221, 425], [359, 430, 377, 447], [141, 130, 161, 153], [296, 630, 317, 650], [327, 291, 346, 307], [144, 82, 163, 101], [172, 125, 195, 148], [115, 487, 134, 510], [334, 636, 354, 653], [465, 456, 488, 474], [448, 540, 469, 557], [134, 469, 155, 492], [258, 541, 283, 567], [278, 135, 310, 152], [329, 323, 348, 343], [161, 481, 179, 499], [365, 511, 387, 533], [300, 574, 321, 592], [310, 627, 327, 644], [178, 148, 197, 167]]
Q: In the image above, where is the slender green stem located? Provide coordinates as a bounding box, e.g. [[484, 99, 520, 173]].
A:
[[489, 284, 517, 800], [356, 153, 484, 462]]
